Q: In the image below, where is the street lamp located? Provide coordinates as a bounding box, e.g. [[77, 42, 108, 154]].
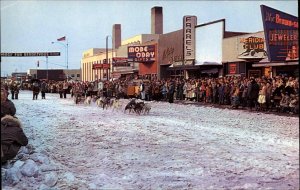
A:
[[51, 41, 68, 69]]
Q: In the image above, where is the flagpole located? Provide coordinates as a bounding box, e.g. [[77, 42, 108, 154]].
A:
[[67, 38, 69, 70]]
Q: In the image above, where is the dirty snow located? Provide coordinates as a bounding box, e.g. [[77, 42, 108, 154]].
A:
[[1, 90, 299, 189]]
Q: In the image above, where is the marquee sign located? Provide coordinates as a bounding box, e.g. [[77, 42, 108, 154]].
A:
[[183, 16, 197, 65], [1, 52, 61, 57], [261, 5, 298, 61], [128, 45, 155, 62]]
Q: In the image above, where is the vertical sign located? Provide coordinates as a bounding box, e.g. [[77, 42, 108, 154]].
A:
[[261, 5, 298, 61], [183, 16, 197, 65]]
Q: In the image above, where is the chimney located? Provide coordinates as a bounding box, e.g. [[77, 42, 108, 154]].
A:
[[112, 24, 121, 49], [151, 6, 163, 34]]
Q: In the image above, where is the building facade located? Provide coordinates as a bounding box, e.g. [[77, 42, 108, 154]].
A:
[[80, 5, 298, 81]]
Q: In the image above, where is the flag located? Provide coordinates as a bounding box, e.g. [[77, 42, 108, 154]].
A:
[[57, 36, 66, 41]]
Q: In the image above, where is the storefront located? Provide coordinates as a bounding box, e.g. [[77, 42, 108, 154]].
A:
[[158, 29, 184, 79], [252, 5, 299, 77], [223, 31, 268, 77]]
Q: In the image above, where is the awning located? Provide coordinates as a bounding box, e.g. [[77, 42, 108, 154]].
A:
[[252, 61, 298, 67], [201, 68, 219, 74], [195, 61, 222, 66]]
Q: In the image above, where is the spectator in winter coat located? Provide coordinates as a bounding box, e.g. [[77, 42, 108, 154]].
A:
[[247, 78, 260, 110], [63, 81, 69, 98], [218, 83, 225, 105], [139, 81, 145, 100], [168, 81, 175, 103], [32, 82, 40, 100], [1, 88, 16, 118], [41, 80, 47, 99], [9, 82, 16, 100], [1, 115, 28, 163]]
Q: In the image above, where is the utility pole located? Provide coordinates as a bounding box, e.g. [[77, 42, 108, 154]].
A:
[[106, 35, 109, 81], [46, 56, 49, 81]]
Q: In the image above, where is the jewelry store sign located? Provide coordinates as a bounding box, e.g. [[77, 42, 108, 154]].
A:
[[261, 5, 298, 61]]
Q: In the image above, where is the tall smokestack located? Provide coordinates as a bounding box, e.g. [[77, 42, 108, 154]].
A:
[[151, 6, 163, 34], [112, 24, 121, 49]]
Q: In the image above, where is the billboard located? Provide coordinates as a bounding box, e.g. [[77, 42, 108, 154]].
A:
[[183, 16, 197, 65], [195, 20, 224, 65], [127, 45, 155, 62], [261, 5, 298, 61], [237, 33, 268, 59]]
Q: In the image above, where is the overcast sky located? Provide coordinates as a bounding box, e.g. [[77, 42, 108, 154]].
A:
[[1, 0, 298, 77]]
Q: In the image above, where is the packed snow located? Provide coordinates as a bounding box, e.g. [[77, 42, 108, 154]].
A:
[[1, 90, 299, 189]]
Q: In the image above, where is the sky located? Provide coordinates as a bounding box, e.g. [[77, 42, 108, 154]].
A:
[[1, 0, 298, 77]]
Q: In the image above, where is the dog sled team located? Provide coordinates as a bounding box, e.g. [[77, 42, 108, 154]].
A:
[[75, 94, 151, 115], [84, 96, 151, 115]]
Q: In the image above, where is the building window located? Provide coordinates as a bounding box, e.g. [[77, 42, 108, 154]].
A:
[[77, 74, 80, 77], [71, 74, 75, 77]]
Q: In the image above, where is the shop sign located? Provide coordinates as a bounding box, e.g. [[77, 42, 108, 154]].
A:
[[92, 64, 103, 69], [92, 64, 110, 69], [183, 16, 197, 64], [238, 35, 268, 59], [103, 64, 110, 69], [162, 47, 183, 64], [112, 57, 129, 66], [261, 5, 298, 61], [173, 61, 183, 67], [229, 63, 237, 74], [128, 45, 155, 62], [112, 57, 127, 63]]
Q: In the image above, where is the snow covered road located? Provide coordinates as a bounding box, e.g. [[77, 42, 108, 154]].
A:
[[2, 90, 299, 189]]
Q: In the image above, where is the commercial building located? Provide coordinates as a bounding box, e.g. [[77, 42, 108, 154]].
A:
[[223, 5, 298, 78], [27, 69, 81, 81], [80, 5, 298, 81]]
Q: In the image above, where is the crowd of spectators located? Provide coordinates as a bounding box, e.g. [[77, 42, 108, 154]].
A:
[[2, 75, 299, 115]]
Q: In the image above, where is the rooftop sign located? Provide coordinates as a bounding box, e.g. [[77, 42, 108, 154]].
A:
[[261, 5, 298, 61]]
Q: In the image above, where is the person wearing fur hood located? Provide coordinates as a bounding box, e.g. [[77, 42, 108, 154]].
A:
[[1, 115, 28, 163], [1, 87, 16, 119]]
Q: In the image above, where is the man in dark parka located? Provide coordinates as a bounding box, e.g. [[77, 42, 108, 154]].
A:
[[1, 115, 28, 163]]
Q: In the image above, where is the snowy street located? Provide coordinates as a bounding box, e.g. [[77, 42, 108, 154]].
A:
[[2, 90, 299, 189]]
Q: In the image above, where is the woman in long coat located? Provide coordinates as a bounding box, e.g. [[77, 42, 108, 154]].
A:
[[1, 115, 28, 163]]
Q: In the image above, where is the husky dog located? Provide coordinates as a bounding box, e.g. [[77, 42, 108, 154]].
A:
[[101, 97, 111, 110], [134, 102, 145, 115], [142, 103, 151, 114], [92, 96, 98, 103], [84, 96, 92, 105], [124, 99, 136, 113], [112, 99, 122, 111], [96, 97, 105, 107]]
